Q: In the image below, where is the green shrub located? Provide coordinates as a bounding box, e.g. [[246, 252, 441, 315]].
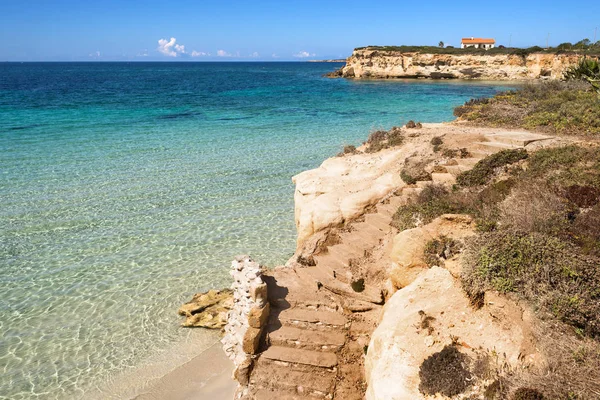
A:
[[565, 58, 600, 92], [423, 236, 462, 267], [365, 128, 404, 153], [392, 184, 473, 231], [454, 81, 600, 135], [419, 345, 472, 396], [462, 230, 600, 336], [400, 168, 431, 185], [457, 149, 528, 187], [431, 136, 443, 146], [337, 144, 357, 157]]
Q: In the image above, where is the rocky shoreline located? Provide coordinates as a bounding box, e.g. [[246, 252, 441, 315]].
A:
[[180, 121, 598, 399], [326, 48, 587, 80]]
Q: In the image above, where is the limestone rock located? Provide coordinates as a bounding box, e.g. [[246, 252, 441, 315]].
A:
[[292, 144, 412, 251], [339, 49, 589, 80], [242, 326, 263, 355], [248, 303, 270, 329], [365, 267, 539, 400], [178, 289, 233, 329], [389, 214, 475, 289]]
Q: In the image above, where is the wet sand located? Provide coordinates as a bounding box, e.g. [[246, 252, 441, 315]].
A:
[[134, 341, 237, 400]]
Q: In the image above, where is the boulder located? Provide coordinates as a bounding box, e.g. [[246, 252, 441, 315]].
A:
[[388, 214, 475, 289], [292, 147, 410, 251], [178, 289, 233, 329], [365, 267, 539, 400]]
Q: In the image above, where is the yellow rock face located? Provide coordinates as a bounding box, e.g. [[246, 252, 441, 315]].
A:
[[341, 50, 584, 80], [178, 289, 233, 329]]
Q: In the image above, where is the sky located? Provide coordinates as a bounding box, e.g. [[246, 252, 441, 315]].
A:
[[0, 0, 598, 61]]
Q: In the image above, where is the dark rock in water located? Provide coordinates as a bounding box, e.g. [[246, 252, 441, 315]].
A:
[[178, 289, 233, 329], [324, 68, 344, 78]]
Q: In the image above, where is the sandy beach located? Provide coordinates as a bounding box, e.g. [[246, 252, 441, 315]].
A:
[[133, 341, 236, 400]]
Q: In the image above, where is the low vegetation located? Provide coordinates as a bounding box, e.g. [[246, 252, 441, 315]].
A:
[[454, 80, 600, 135], [355, 39, 600, 56], [456, 148, 528, 187], [419, 345, 472, 396], [423, 236, 462, 267], [565, 58, 600, 92], [391, 144, 600, 397], [364, 127, 404, 153]]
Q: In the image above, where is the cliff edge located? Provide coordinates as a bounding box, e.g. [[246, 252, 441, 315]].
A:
[[330, 48, 584, 80]]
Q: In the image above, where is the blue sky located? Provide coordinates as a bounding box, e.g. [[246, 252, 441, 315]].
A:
[[1, 0, 598, 61]]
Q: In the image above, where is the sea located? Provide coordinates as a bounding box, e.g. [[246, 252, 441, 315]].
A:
[[0, 62, 514, 399]]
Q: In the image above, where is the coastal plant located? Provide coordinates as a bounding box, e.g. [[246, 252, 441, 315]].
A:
[[338, 144, 357, 157], [423, 236, 462, 267], [456, 149, 528, 187], [454, 81, 600, 135], [391, 184, 473, 231], [419, 345, 472, 396], [400, 168, 430, 185], [462, 230, 600, 336], [564, 58, 600, 93], [365, 128, 404, 153], [511, 387, 545, 400]]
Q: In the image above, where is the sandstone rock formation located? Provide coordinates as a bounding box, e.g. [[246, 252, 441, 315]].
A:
[[334, 49, 586, 80], [389, 214, 475, 289], [178, 289, 233, 329], [292, 145, 412, 252], [221, 255, 270, 397], [365, 267, 540, 400]]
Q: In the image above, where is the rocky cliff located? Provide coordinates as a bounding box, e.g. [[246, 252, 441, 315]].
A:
[[331, 49, 584, 80]]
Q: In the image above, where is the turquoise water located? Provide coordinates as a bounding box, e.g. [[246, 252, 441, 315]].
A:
[[0, 62, 512, 399]]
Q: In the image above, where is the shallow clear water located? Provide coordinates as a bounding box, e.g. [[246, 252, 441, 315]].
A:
[[0, 62, 514, 399]]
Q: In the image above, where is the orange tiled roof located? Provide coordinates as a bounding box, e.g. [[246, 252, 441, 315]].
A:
[[462, 38, 496, 44]]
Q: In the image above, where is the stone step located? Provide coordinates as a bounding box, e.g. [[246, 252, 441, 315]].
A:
[[416, 180, 434, 188], [261, 346, 338, 368], [253, 388, 321, 400], [474, 141, 521, 152], [375, 202, 399, 215], [268, 325, 346, 350], [402, 187, 423, 198], [313, 260, 351, 284], [327, 243, 364, 260], [265, 271, 334, 310], [454, 157, 481, 168], [485, 132, 553, 147], [348, 221, 386, 239], [251, 361, 336, 397], [297, 267, 384, 304], [468, 149, 493, 159], [431, 172, 457, 185], [274, 307, 348, 327], [443, 165, 463, 176], [363, 213, 391, 231]]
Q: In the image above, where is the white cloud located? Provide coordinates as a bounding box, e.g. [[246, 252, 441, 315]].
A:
[[88, 51, 101, 59], [157, 37, 187, 57], [272, 53, 280, 58], [250, 52, 259, 58], [191, 51, 208, 57], [293, 51, 315, 58], [217, 49, 231, 57]]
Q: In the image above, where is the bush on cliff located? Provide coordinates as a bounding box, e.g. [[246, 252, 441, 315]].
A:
[[453, 81, 600, 135], [462, 230, 600, 337], [456, 149, 528, 187], [365, 127, 404, 153]]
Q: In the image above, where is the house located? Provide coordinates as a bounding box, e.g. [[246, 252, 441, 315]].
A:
[[461, 37, 496, 49]]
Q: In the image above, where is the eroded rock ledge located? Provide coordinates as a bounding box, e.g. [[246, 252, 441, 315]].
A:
[[329, 49, 585, 80]]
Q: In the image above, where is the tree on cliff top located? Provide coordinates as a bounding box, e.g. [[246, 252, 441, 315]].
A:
[[438, 41, 444, 48]]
